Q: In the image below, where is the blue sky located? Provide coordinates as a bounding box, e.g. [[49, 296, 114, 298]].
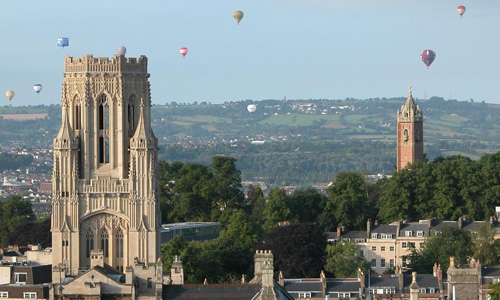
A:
[[1, 0, 499, 106]]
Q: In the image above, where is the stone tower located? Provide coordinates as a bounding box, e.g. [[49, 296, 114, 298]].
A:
[[51, 54, 160, 285], [397, 85, 423, 171]]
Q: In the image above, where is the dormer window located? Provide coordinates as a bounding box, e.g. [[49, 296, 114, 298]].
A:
[[405, 231, 413, 237]]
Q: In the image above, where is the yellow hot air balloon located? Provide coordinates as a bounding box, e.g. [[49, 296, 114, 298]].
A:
[[233, 10, 244, 25], [5, 90, 15, 101]]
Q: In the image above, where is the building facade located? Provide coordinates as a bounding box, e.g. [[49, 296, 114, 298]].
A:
[[51, 54, 161, 297], [397, 85, 424, 171]]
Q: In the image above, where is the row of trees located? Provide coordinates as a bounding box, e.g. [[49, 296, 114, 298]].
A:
[[159, 151, 500, 283], [0, 195, 51, 247]]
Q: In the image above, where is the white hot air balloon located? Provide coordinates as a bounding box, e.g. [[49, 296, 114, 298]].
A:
[[33, 84, 42, 94], [117, 46, 127, 56], [247, 104, 256, 113]]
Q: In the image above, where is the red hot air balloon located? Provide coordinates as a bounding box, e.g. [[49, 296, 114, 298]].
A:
[[457, 6, 466, 17], [180, 47, 188, 58], [420, 49, 436, 69]]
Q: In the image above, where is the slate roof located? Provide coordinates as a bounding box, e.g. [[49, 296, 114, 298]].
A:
[[371, 224, 397, 234], [162, 284, 263, 300], [342, 231, 367, 239], [462, 221, 486, 232], [431, 221, 458, 231], [402, 274, 440, 288], [368, 276, 399, 287], [482, 266, 500, 277], [284, 279, 322, 292], [326, 279, 361, 292], [399, 223, 429, 236]]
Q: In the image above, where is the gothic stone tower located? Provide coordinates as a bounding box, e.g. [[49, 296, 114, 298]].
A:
[[397, 85, 424, 171], [51, 54, 160, 284]]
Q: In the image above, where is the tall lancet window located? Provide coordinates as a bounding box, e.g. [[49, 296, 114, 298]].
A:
[[100, 229, 109, 258], [128, 95, 136, 137], [116, 229, 124, 258], [98, 95, 110, 164], [73, 95, 81, 131], [98, 95, 109, 130], [86, 229, 94, 258]]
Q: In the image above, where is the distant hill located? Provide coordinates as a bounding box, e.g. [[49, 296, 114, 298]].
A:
[[2, 97, 499, 186]]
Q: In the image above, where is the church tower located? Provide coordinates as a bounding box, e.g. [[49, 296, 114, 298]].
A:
[[51, 54, 160, 285], [397, 85, 424, 171]]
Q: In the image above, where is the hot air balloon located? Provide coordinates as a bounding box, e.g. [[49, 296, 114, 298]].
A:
[[233, 10, 244, 25], [457, 6, 466, 17], [247, 104, 256, 113], [57, 37, 69, 48], [5, 90, 15, 101], [420, 49, 436, 69], [117, 46, 127, 56], [33, 84, 42, 94], [180, 47, 188, 58]]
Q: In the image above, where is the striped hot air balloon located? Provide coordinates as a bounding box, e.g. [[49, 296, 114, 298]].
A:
[[179, 47, 188, 58]]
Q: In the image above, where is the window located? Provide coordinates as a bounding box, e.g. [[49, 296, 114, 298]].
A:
[[405, 231, 413, 237], [403, 129, 409, 141], [429, 288, 436, 293], [0, 292, 8, 298], [381, 246, 386, 252], [338, 292, 350, 298], [23, 292, 37, 299], [298, 292, 312, 298], [419, 242, 425, 249], [15, 272, 27, 284], [371, 259, 376, 268], [371, 233, 378, 239], [390, 259, 395, 268], [147, 278, 152, 289], [100, 229, 109, 258], [417, 231, 424, 237], [371, 246, 376, 251], [381, 233, 393, 239], [402, 242, 407, 249], [98, 95, 110, 164], [409, 242, 416, 248], [381, 259, 386, 268], [419, 288, 426, 294], [390, 246, 395, 252], [116, 229, 124, 258], [86, 229, 94, 258]]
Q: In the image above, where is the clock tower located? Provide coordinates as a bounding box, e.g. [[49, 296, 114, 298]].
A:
[[397, 85, 424, 171]]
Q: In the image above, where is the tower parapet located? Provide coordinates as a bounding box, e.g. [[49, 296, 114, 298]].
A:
[[64, 54, 148, 74]]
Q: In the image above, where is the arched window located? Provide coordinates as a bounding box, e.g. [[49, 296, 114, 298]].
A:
[[98, 95, 110, 164], [128, 95, 136, 137], [403, 129, 409, 141], [73, 95, 81, 131], [98, 95, 109, 130], [86, 229, 94, 258], [100, 229, 109, 258], [116, 229, 124, 258]]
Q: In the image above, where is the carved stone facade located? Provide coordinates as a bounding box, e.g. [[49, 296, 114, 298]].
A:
[[51, 54, 160, 298], [397, 85, 424, 171]]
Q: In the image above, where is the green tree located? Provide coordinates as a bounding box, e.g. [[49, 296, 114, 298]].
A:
[[489, 282, 500, 300], [221, 210, 261, 249], [326, 172, 369, 230], [407, 227, 472, 273], [288, 187, 327, 224], [260, 223, 326, 278], [262, 188, 291, 232], [325, 241, 369, 278], [0, 195, 35, 246], [472, 222, 500, 265]]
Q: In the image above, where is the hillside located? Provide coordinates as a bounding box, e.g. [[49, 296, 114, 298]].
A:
[[1, 97, 499, 185]]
